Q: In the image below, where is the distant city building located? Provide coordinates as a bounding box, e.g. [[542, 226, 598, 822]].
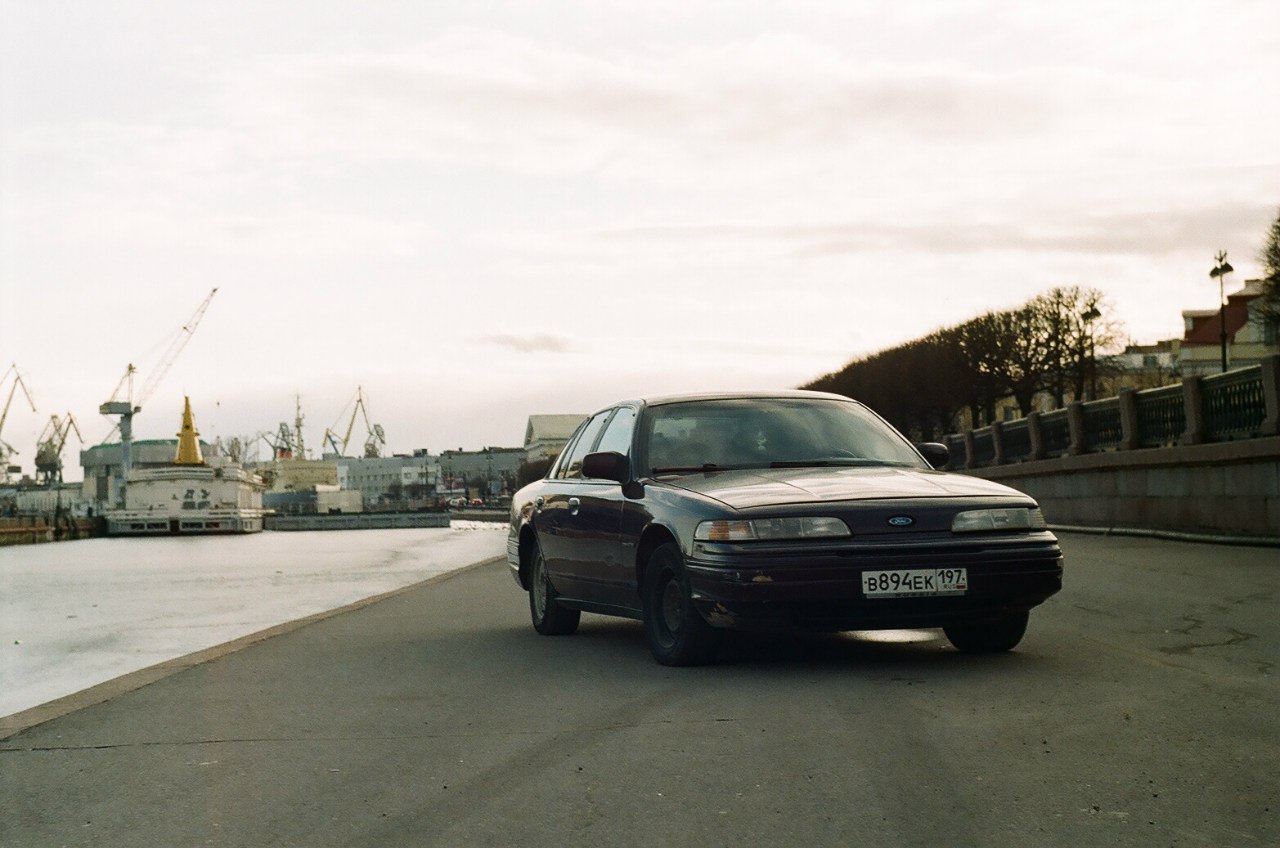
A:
[[1, 482, 91, 516], [438, 447, 523, 499], [523, 414, 587, 463], [1177, 279, 1279, 376], [1104, 339, 1179, 390], [336, 451, 439, 507], [263, 484, 363, 515]]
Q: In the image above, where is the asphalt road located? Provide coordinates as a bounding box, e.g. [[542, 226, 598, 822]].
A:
[[2, 532, 1276, 848]]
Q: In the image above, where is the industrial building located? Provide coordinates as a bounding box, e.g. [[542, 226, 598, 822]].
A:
[[336, 451, 439, 508]]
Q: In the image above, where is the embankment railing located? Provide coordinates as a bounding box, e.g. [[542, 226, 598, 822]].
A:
[[947, 354, 1279, 469]]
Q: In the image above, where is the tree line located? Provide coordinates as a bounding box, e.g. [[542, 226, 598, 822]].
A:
[[802, 285, 1122, 440], [1254, 206, 1280, 328]]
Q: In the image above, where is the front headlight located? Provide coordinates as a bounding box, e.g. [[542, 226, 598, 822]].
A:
[[694, 517, 852, 542], [951, 507, 1047, 533]]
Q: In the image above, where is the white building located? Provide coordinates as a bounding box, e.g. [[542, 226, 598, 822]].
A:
[[438, 447, 524, 498], [523, 414, 587, 463], [336, 452, 439, 507]]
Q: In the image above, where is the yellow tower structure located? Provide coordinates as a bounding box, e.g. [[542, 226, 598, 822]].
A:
[[174, 396, 205, 466]]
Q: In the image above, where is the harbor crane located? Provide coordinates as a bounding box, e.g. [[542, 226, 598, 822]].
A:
[[35, 413, 84, 485], [265, 395, 308, 461], [99, 287, 218, 506], [365, 424, 386, 459], [0, 364, 37, 483], [267, 421, 297, 460], [322, 386, 385, 458]]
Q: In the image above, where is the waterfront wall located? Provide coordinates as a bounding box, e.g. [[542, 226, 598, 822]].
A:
[[266, 512, 451, 532], [945, 354, 1280, 540], [0, 516, 98, 546]]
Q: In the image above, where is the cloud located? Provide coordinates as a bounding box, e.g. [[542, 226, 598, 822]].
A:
[[573, 197, 1278, 262], [206, 30, 1071, 184], [475, 333, 576, 354]]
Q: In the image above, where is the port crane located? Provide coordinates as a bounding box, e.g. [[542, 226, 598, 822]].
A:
[[0, 364, 37, 483], [267, 421, 297, 460], [35, 413, 84, 485], [322, 386, 385, 458], [99, 288, 218, 506]]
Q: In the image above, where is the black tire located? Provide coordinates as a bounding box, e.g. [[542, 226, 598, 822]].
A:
[[943, 610, 1030, 653], [641, 542, 723, 666], [528, 540, 580, 636]]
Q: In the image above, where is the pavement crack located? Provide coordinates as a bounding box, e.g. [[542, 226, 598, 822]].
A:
[[1071, 603, 1120, 618], [1159, 628, 1257, 656], [1168, 615, 1204, 636]]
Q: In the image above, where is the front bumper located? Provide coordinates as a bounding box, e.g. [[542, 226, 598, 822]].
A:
[[506, 534, 525, 588], [684, 531, 1063, 630]]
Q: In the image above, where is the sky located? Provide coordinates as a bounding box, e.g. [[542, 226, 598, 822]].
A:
[[2, 0, 1278, 474]]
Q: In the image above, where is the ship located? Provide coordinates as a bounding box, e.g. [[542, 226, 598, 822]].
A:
[[104, 397, 267, 536]]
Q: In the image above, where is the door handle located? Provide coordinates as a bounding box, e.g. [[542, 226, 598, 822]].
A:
[[568, 497, 581, 515]]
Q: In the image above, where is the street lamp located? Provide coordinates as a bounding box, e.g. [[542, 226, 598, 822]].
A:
[[1209, 250, 1233, 373], [1081, 306, 1101, 400]]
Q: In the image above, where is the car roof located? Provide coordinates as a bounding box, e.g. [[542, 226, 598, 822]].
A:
[[598, 389, 856, 412]]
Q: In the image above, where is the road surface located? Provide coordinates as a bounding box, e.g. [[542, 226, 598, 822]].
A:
[[2, 532, 1275, 847]]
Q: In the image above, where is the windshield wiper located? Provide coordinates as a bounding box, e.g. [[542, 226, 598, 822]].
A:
[[769, 458, 905, 468], [650, 463, 726, 474]]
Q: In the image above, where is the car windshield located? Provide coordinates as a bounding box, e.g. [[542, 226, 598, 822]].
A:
[[643, 397, 926, 474]]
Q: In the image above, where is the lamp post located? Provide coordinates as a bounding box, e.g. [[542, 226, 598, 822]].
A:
[[1209, 250, 1233, 373], [1081, 306, 1101, 400]]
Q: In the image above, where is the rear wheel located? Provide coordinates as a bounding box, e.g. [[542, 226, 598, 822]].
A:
[[943, 610, 1029, 653], [528, 541, 580, 636], [642, 542, 722, 666]]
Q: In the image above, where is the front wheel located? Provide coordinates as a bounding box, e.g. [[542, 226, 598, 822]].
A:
[[642, 543, 723, 666], [943, 610, 1029, 653], [528, 541, 580, 636]]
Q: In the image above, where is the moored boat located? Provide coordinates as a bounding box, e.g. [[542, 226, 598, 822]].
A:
[[104, 397, 267, 536]]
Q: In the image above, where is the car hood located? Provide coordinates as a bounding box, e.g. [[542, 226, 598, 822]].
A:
[[660, 466, 1025, 510]]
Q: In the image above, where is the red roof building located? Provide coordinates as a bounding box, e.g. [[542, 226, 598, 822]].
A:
[[1177, 279, 1278, 376]]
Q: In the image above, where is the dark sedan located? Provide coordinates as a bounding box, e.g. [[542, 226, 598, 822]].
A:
[[507, 391, 1063, 665]]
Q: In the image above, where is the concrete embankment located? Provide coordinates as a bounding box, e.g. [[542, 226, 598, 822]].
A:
[[0, 509, 504, 541], [0, 516, 98, 546], [266, 512, 452, 531]]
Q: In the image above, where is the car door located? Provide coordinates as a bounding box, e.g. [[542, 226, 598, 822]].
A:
[[567, 405, 637, 609], [534, 410, 611, 601]]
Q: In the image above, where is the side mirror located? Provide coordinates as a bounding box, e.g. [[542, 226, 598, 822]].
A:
[[916, 442, 950, 470], [582, 451, 630, 483]]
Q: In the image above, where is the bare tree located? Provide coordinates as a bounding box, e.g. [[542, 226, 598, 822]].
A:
[[804, 286, 1126, 431], [1032, 286, 1123, 406], [804, 331, 974, 439], [953, 307, 1055, 419], [1254, 207, 1280, 332]]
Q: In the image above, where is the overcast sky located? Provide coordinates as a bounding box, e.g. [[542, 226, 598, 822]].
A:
[[2, 1, 1278, 471]]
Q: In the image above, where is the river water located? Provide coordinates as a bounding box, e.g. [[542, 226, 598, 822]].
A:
[[0, 522, 507, 718]]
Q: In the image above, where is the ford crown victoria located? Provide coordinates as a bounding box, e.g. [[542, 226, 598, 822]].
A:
[[507, 392, 1063, 665]]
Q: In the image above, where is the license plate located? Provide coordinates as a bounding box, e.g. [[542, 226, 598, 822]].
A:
[[862, 568, 967, 598]]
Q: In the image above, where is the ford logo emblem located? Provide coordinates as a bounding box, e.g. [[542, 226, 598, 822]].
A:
[[888, 516, 914, 527]]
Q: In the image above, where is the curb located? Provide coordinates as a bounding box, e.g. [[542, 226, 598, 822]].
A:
[[1051, 524, 1280, 549]]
